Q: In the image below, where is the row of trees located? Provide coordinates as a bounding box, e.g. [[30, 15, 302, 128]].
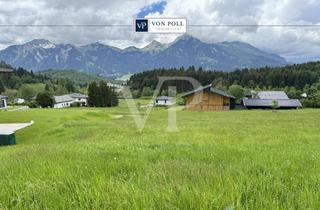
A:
[[128, 63, 320, 92], [128, 63, 320, 107]]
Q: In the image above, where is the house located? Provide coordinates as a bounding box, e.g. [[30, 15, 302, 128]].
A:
[[14, 98, 25, 104], [54, 93, 88, 108], [108, 83, 123, 93], [182, 84, 235, 111], [243, 91, 302, 109], [69, 93, 88, 106], [54, 95, 74, 108], [154, 96, 174, 106], [0, 95, 8, 109]]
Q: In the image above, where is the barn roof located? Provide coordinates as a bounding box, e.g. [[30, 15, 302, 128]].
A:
[[54, 95, 74, 103], [156, 96, 173, 100], [243, 99, 302, 107], [69, 93, 88, 99], [257, 91, 289, 99], [54, 93, 87, 103], [182, 84, 235, 99]]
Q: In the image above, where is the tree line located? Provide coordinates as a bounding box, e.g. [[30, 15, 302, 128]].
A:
[[127, 62, 320, 107], [128, 63, 320, 91]]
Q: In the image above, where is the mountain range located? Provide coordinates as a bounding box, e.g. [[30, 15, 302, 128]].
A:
[[0, 35, 287, 76]]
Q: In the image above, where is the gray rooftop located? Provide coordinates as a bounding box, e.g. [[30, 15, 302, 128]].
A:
[[69, 93, 88, 99], [243, 99, 302, 108], [54, 93, 87, 103], [257, 91, 289, 100], [0, 95, 8, 99], [156, 96, 173, 100], [54, 95, 74, 103], [182, 84, 235, 99]]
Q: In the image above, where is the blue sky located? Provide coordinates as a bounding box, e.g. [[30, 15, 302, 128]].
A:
[[137, 1, 167, 18]]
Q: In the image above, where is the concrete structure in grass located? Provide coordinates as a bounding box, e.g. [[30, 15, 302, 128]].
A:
[[0, 121, 34, 146]]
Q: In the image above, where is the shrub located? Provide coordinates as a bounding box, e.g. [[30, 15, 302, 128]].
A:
[[88, 81, 118, 107], [228, 85, 245, 103], [27, 101, 39, 108], [36, 91, 55, 108]]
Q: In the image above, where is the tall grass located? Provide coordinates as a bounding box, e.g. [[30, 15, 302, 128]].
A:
[[0, 105, 319, 209]]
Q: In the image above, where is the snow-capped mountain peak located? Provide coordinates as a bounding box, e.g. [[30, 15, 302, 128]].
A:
[[142, 40, 167, 52], [0, 35, 287, 75], [26, 39, 56, 49]]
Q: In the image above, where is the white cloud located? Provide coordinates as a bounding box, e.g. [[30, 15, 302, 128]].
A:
[[156, 0, 320, 62], [0, 0, 320, 62]]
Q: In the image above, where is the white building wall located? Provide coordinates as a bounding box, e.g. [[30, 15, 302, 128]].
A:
[[72, 98, 87, 105], [15, 98, 25, 104], [155, 99, 173, 106], [54, 101, 72, 109], [54, 98, 87, 108]]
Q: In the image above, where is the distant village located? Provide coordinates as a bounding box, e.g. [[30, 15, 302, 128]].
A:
[[0, 66, 313, 111], [1, 81, 303, 111]]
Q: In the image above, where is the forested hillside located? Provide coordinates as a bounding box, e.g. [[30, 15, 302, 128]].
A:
[[41, 69, 106, 86], [128, 62, 320, 107], [0, 61, 104, 103]]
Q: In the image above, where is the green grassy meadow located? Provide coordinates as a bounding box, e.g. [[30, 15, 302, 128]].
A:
[[0, 102, 320, 209]]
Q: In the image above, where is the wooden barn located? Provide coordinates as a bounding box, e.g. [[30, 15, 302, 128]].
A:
[[182, 84, 235, 111]]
